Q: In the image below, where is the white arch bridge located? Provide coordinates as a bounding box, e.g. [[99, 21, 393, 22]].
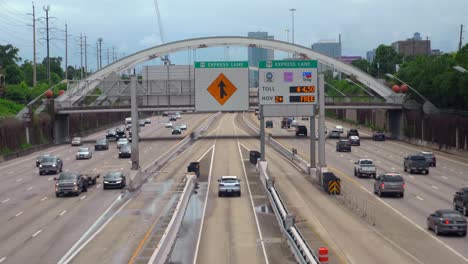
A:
[[56, 36, 403, 111]]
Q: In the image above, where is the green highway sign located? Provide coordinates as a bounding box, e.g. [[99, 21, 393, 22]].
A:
[[259, 60, 317, 69], [195, 61, 248, 68]]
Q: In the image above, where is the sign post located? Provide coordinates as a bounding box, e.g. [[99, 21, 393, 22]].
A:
[[259, 60, 318, 165], [195, 61, 249, 112]]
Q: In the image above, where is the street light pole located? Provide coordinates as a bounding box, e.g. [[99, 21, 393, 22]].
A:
[[453, 65, 468, 73], [289, 8, 296, 44], [385, 73, 430, 102], [324, 82, 347, 96]]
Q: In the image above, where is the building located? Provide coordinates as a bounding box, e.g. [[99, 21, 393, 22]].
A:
[[392, 33, 431, 56], [247, 31, 274, 87], [340, 56, 362, 64], [366, 49, 376, 63], [311, 37, 342, 59]]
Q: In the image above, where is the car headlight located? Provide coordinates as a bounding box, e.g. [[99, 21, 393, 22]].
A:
[[52, 164, 56, 167], [104, 181, 109, 183], [119, 152, 122, 154], [39, 164, 43, 168], [116, 181, 121, 184]]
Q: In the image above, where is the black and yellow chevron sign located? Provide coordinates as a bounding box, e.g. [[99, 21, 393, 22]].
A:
[[328, 180, 340, 194]]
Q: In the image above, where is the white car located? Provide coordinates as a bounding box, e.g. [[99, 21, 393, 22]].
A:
[[117, 138, 129, 149], [71, 137, 82, 146], [144, 118, 151, 124], [175, 112, 181, 119], [179, 124, 187, 130], [165, 122, 173, 128], [354, 159, 376, 178], [335, 125, 344, 133], [218, 176, 241, 197], [290, 119, 298, 127]]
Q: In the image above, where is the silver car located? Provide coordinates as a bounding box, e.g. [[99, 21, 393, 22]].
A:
[[117, 138, 129, 149], [76, 147, 92, 160], [374, 173, 405, 197], [218, 176, 241, 197]]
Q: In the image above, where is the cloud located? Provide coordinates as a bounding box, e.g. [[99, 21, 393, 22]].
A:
[[139, 33, 161, 48]]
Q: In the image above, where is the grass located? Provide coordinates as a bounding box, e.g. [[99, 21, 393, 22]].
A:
[[0, 98, 24, 117]]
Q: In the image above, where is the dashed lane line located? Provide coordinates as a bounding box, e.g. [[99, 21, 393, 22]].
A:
[[15, 211, 23, 217], [32, 229, 43, 237], [416, 196, 424, 201]]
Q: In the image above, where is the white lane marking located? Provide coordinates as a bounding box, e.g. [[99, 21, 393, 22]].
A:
[[58, 195, 132, 264], [432, 185, 439, 190], [27, 186, 33, 191], [92, 168, 97, 171], [32, 230, 43, 237], [364, 155, 369, 158], [80, 195, 87, 200], [0, 145, 69, 171], [441, 176, 448, 180], [377, 160, 381, 163], [0, 257, 6, 263], [389, 155, 393, 158], [349, 159, 354, 163], [7, 171, 14, 175], [2, 198, 10, 203], [95, 184, 101, 188], [416, 196, 424, 201], [41, 196, 48, 201], [15, 211, 23, 217], [48, 177, 54, 181], [59, 210, 67, 216], [409, 175, 415, 179], [16, 178, 23, 182]]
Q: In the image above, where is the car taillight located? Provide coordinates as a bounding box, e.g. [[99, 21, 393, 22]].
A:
[[402, 183, 406, 188], [444, 219, 450, 225], [380, 183, 385, 189]]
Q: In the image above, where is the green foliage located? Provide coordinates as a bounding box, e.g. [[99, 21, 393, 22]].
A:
[[5, 64, 24, 84], [0, 98, 24, 116], [326, 78, 367, 96], [370, 44, 402, 78], [0, 147, 12, 155], [21, 61, 34, 86], [0, 44, 21, 68], [42, 57, 64, 79], [351, 59, 371, 73]]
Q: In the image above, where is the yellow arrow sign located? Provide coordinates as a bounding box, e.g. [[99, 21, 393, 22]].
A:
[[328, 181, 340, 194]]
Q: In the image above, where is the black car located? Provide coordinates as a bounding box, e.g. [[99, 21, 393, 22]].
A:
[[453, 187, 468, 216], [95, 138, 109, 151], [103, 171, 126, 189], [39, 156, 63, 175], [404, 155, 429, 174], [336, 140, 351, 152], [162, 112, 169, 117], [266, 120, 273, 128], [427, 209, 466, 237], [36, 154, 51, 167], [169, 116, 177, 121], [115, 127, 126, 139], [172, 127, 182, 135], [119, 144, 131, 158], [106, 129, 117, 139], [372, 131, 385, 141], [347, 129, 359, 138], [295, 125, 307, 136], [55, 172, 87, 197]]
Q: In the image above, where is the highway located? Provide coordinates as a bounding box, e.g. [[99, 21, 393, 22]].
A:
[[246, 113, 468, 264], [0, 113, 210, 264]]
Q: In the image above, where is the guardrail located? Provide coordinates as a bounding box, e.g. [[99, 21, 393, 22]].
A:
[[148, 174, 196, 264], [242, 112, 319, 263], [257, 161, 319, 264]]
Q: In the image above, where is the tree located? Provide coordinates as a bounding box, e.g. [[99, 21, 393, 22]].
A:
[[5, 64, 24, 84], [351, 59, 370, 73], [21, 61, 34, 86], [0, 44, 21, 69], [42, 57, 64, 80], [370, 45, 402, 78]]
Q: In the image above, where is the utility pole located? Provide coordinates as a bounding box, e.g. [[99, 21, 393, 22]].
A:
[[84, 35, 88, 77], [98, 38, 103, 69], [27, 3, 37, 86], [459, 24, 464, 51], [96, 42, 99, 70], [112, 47, 116, 63], [43, 5, 51, 83], [79, 34, 83, 79], [106, 47, 110, 65], [289, 8, 296, 44], [65, 23, 68, 80]]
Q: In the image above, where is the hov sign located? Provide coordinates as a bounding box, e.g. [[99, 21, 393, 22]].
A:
[[195, 61, 248, 111]]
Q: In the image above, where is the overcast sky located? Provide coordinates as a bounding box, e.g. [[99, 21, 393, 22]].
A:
[[1, 0, 467, 70]]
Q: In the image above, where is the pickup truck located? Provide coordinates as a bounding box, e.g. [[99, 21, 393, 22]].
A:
[[454, 187, 468, 216], [354, 159, 376, 178], [54, 172, 99, 197], [404, 155, 429, 174]]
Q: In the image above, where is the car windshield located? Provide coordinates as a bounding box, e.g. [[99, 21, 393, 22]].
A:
[[222, 179, 238, 183], [42, 157, 56, 162], [410, 156, 426, 161], [118, 139, 128, 143], [104, 172, 122, 179], [97, 139, 106, 144], [59, 173, 77, 180], [72, 137, 80, 141], [78, 148, 88, 152], [121, 145, 131, 151], [383, 175, 403, 182], [441, 213, 462, 218], [422, 153, 434, 158], [360, 160, 373, 165]]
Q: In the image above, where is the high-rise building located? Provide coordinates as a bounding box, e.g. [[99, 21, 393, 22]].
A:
[[248, 31, 274, 87], [366, 49, 376, 63], [392, 33, 431, 56], [311, 39, 342, 58]]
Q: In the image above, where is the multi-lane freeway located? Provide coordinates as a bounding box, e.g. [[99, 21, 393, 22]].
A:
[[1, 112, 467, 264]]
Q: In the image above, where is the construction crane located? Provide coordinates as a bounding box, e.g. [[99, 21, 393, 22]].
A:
[[153, 0, 170, 65]]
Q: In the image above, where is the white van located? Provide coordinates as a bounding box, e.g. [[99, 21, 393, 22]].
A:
[[125, 117, 132, 124]]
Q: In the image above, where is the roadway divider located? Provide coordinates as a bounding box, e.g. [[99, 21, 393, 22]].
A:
[[141, 112, 221, 180], [148, 174, 196, 264], [257, 161, 319, 264]]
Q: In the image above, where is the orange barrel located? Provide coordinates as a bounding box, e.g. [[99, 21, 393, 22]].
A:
[[318, 247, 329, 263]]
